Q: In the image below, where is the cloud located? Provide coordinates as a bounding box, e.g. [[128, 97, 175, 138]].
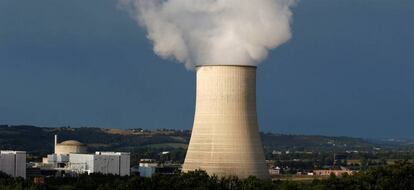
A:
[[120, 0, 297, 69]]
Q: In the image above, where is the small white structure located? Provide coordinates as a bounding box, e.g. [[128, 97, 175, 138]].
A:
[[0, 151, 26, 178], [68, 152, 130, 176], [138, 159, 157, 177], [269, 166, 281, 175]]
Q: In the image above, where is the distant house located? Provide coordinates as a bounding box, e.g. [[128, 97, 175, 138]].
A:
[[269, 166, 281, 175]]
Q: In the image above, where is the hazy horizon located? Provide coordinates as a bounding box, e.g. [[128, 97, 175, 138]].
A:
[[1, 0, 413, 139]]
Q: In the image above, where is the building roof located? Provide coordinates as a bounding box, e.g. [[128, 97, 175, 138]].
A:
[[0, 150, 26, 154], [58, 140, 85, 146]]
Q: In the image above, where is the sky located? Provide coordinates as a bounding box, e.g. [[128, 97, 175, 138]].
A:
[[0, 0, 413, 139]]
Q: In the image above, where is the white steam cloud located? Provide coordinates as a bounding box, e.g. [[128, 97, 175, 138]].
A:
[[120, 0, 296, 69]]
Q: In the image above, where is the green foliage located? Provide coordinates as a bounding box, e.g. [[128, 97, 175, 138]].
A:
[[0, 162, 413, 190], [319, 161, 414, 190]]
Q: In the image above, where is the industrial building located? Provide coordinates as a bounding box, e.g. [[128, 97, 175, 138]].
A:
[[183, 65, 269, 179], [138, 159, 158, 177], [0, 150, 26, 178], [43, 135, 88, 168], [136, 159, 180, 177], [40, 135, 130, 176], [68, 152, 130, 176]]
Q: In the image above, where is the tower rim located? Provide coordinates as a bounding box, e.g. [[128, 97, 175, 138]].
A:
[[195, 64, 257, 68]]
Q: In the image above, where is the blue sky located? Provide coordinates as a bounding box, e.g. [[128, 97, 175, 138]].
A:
[[0, 0, 413, 138]]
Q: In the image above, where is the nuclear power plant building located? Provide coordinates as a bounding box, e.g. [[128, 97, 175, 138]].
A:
[[67, 152, 130, 176], [42, 135, 130, 176], [183, 65, 269, 179], [55, 140, 87, 155]]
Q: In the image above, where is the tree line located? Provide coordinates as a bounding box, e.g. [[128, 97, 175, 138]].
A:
[[0, 161, 413, 190]]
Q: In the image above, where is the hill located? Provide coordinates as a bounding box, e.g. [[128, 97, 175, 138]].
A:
[[0, 125, 412, 162]]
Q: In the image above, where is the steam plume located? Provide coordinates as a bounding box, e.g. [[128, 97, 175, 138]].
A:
[[120, 0, 296, 69]]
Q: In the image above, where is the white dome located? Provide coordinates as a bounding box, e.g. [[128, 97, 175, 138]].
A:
[[55, 140, 87, 154]]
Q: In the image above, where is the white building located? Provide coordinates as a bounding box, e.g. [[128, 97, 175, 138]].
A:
[[45, 154, 70, 168], [0, 151, 26, 178], [138, 159, 157, 177], [269, 166, 281, 175], [68, 152, 130, 176]]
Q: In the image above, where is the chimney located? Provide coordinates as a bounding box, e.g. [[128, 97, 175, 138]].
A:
[[54, 134, 57, 154], [183, 65, 269, 179]]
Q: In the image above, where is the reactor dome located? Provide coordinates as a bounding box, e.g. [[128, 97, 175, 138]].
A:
[[55, 140, 87, 155]]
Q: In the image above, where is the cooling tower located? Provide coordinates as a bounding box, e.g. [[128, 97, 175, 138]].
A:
[[183, 65, 269, 179]]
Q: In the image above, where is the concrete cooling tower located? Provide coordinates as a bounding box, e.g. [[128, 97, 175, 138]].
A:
[[183, 65, 269, 179]]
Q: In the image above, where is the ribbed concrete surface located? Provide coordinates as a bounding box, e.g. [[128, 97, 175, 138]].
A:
[[183, 65, 269, 179]]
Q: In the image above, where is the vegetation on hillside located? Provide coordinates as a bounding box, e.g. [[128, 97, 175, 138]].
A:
[[1, 125, 413, 166], [2, 125, 411, 154]]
